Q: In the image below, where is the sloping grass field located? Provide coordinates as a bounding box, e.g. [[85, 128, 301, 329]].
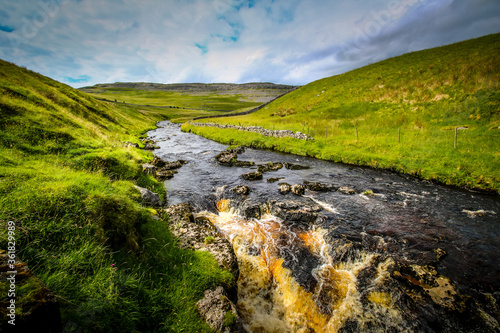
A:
[[186, 34, 500, 193], [0, 59, 234, 332]]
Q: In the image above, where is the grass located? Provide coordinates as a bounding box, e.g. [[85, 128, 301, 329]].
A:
[[186, 34, 500, 193], [0, 59, 235, 332]]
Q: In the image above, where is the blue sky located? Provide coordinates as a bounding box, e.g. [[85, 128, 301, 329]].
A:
[[0, 0, 499, 87]]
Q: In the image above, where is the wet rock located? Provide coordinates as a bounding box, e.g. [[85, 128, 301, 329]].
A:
[[230, 185, 250, 196], [338, 186, 356, 195], [162, 160, 184, 170], [227, 146, 245, 154], [164, 203, 238, 276], [304, 181, 337, 192], [240, 200, 265, 219], [278, 182, 291, 194], [196, 286, 241, 333], [241, 171, 263, 181], [232, 160, 255, 167], [0, 255, 62, 333], [142, 163, 156, 175], [281, 245, 320, 293], [270, 200, 322, 224], [155, 169, 177, 181], [257, 162, 283, 173], [150, 156, 166, 168], [267, 177, 284, 183], [216, 151, 238, 164], [144, 143, 159, 150], [134, 185, 162, 207], [291, 184, 305, 195], [284, 162, 310, 170]]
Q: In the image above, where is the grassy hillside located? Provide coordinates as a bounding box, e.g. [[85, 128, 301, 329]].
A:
[[187, 34, 500, 193], [0, 59, 233, 332], [80, 82, 296, 112]]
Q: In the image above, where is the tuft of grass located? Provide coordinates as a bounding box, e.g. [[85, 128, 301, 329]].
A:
[[187, 34, 500, 193]]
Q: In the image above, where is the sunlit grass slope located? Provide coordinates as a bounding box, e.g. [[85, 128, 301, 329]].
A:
[[187, 34, 500, 193], [0, 59, 233, 332]]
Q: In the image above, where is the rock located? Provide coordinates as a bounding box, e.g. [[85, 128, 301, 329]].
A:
[[230, 185, 250, 195], [304, 181, 336, 192], [267, 177, 284, 183], [142, 163, 156, 175], [0, 255, 62, 333], [162, 160, 184, 170], [134, 186, 162, 207], [291, 184, 305, 195], [150, 156, 166, 168], [197, 287, 240, 333], [284, 162, 310, 170], [240, 201, 265, 219], [144, 143, 159, 150], [227, 146, 245, 154], [257, 162, 283, 173], [338, 186, 356, 195], [123, 141, 139, 148], [241, 171, 263, 181], [278, 182, 291, 194], [155, 169, 177, 181], [270, 200, 322, 224], [216, 151, 237, 164], [164, 204, 238, 276], [232, 160, 254, 167]]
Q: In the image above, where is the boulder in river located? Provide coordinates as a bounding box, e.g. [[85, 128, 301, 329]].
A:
[[230, 185, 250, 196], [257, 162, 283, 173], [284, 162, 310, 170], [291, 184, 305, 195], [196, 286, 241, 333], [270, 200, 322, 224], [241, 171, 263, 181], [216, 151, 237, 164], [304, 181, 337, 192], [267, 177, 284, 183], [338, 186, 356, 195], [155, 169, 177, 181], [278, 183, 291, 195], [134, 185, 162, 207]]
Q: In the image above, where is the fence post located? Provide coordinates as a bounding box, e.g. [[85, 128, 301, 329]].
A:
[[454, 127, 457, 149]]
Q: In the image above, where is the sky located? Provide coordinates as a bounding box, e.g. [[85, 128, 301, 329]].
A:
[[0, 0, 499, 88]]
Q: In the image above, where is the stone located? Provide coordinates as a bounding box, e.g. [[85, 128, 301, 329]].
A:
[[230, 185, 250, 195], [257, 162, 283, 173], [241, 171, 263, 181], [278, 182, 291, 194], [227, 146, 245, 154], [150, 156, 166, 168], [304, 181, 336, 192], [162, 160, 184, 170], [134, 186, 162, 207], [232, 160, 254, 167], [155, 169, 177, 181], [338, 186, 356, 195], [270, 200, 322, 224], [284, 162, 310, 170], [267, 177, 284, 183], [216, 151, 237, 164], [142, 163, 156, 175], [144, 143, 159, 150], [197, 286, 240, 333], [291, 184, 305, 195]]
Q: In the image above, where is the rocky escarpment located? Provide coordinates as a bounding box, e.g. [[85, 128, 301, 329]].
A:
[[190, 122, 314, 141]]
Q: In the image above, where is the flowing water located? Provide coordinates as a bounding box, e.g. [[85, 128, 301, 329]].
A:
[[148, 121, 500, 332]]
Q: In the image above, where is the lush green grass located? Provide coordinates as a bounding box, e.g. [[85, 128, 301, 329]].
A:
[[188, 34, 500, 193], [0, 59, 234, 332]]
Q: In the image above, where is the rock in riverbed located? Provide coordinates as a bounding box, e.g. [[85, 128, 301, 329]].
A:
[[197, 286, 241, 333], [242, 171, 263, 181]]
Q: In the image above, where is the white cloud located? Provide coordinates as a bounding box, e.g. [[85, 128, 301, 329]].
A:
[[0, 0, 498, 87]]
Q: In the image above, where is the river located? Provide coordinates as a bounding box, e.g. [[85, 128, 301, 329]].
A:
[[147, 121, 500, 332]]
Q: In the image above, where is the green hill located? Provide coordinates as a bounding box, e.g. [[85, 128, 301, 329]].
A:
[[0, 59, 232, 331], [187, 33, 500, 193]]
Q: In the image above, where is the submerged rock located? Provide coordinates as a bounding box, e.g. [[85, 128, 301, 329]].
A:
[[241, 171, 263, 181], [197, 286, 241, 333], [267, 177, 284, 183], [134, 185, 162, 207], [304, 181, 337, 192], [284, 162, 310, 170]]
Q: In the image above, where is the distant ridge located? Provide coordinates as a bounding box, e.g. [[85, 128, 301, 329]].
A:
[[81, 82, 298, 92]]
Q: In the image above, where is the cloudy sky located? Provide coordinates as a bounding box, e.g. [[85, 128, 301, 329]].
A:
[[0, 0, 499, 87]]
